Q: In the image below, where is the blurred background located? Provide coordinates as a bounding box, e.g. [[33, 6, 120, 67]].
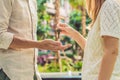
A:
[[36, 0, 91, 78]]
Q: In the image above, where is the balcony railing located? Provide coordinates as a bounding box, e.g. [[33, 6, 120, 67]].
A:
[[41, 72, 81, 80]]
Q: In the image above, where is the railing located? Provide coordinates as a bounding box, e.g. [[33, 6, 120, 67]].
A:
[[41, 72, 81, 80]]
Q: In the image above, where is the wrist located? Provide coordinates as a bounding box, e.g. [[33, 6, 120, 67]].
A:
[[26, 40, 43, 49], [31, 41, 41, 48], [70, 30, 80, 39], [35, 40, 45, 49]]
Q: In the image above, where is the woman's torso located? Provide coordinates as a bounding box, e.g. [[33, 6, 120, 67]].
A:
[[82, 0, 120, 80]]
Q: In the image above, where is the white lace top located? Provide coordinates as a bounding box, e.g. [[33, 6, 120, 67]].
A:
[[82, 0, 120, 80]]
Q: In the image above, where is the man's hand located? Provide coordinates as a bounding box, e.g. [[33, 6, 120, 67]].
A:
[[9, 36, 71, 51], [38, 39, 72, 51]]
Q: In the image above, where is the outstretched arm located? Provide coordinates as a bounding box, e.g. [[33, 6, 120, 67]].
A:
[[57, 23, 86, 50], [9, 36, 71, 51], [0, 0, 71, 51]]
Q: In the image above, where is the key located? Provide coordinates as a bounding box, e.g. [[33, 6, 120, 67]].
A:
[[56, 29, 61, 39]]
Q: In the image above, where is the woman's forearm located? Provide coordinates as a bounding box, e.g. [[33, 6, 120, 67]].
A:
[[71, 30, 86, 50], [98, 52, 117, 80]]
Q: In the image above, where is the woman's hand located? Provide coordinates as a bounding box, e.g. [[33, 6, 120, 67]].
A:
[[38, 39, 72, 51], [57, 23, 77, 38], [57, 23, 86, 50]]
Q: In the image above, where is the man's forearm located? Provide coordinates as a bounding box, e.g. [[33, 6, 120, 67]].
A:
[[9, 36, 39, 49]]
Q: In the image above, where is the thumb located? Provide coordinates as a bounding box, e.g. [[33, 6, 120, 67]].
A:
[[62, 44, 72, 50]]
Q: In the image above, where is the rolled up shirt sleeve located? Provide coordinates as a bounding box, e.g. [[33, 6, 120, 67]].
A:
[[0, 0, 14, 49]]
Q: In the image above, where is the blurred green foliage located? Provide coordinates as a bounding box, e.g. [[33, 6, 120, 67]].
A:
[[38, 59, 82, 72], [69, 10, 82, 33], [69, 10, 91, 33], [37, 0, 91, 72], [69, 0, 86, 8], [37, 0, 52, 40]]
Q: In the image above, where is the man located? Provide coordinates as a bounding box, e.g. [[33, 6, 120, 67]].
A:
[[0, 0, 70, 80]]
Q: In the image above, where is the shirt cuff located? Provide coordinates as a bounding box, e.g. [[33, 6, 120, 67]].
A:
[[0, 32, 14, 49]]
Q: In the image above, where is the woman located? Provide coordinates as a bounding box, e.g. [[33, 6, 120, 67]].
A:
[[57, 0, 120, 80]]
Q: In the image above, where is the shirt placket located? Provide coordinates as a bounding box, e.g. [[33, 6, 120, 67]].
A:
[[27, 0, 36, 79]]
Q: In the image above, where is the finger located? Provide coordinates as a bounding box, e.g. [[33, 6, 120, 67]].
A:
[[57, 26, 69, 33], [60, 31, 68, 35], [61, 44, 72, 50], [50, 43, 72, 51], [57, 23, 67, 27], [57, 26, 65, 30], [52, 46, 61, 51], [52, 43, 65, 51], [53, 44, 72, 51], [52, 41, 62, 46]]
